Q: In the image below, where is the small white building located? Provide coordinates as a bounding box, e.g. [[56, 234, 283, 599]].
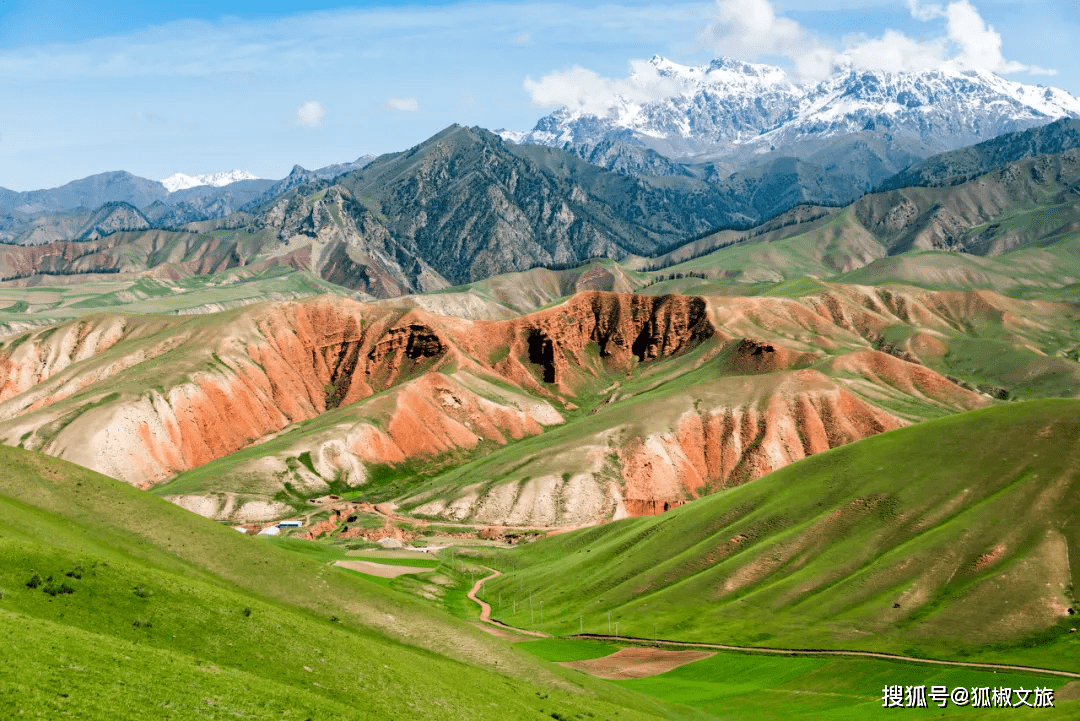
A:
[[257, 526, 281, 536], [278, 520, 303, 528]]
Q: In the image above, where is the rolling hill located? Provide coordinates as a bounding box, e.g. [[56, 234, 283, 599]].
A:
[[480, 400, 1080, 671], [0, 443, 687, 719], [3, 274, 1076, 531]]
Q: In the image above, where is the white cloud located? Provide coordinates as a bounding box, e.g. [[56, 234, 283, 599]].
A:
[[297, 100, 325, 127], [906, 0, 945, 22], [701, 0, 836, 80], [386, 97, 420, 112], [524, 58, 686, 115], [942, 0, 1055, 75], [0, 4, 714, 82], [841, 30, 949, 73], [525, 0, 1059, 115], [514, 32, 533, 46], [699, 0, 1053, 79]]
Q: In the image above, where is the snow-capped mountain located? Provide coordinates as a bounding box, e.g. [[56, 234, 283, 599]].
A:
[[160, 170, 261, 193], [504, 56, 1080, 173]]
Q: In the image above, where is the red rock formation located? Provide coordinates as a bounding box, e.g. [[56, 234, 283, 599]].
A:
[[617, 370, 906, 516], [490, 292, 715, 392]]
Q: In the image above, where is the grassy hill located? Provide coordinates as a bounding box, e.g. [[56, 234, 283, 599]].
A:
[[0, 445, 693, 719], [481, 400, 1080, 672], [0, 263, 349, 332], [643, 147, 1080, 295]]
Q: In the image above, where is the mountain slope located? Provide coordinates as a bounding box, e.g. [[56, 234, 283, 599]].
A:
[[647, 141, 1080, 289], [879, 117, 1080, 190], [302, 125, 736, 284], [484, 400, 1080, 669], [0, 444, 683, 719]]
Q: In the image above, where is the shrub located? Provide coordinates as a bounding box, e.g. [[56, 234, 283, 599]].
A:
[[132, 618, 153, 629], [66, 565, 85, 580], [42, 580, 75, 597], [25, 572, 42, 589], [133, 586, 153, 599], [242, 607, 252, 618]]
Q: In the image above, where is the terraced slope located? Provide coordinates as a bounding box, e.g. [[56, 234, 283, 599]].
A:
[[482, 401, 1080, 672], [0, 445, 685, 719]]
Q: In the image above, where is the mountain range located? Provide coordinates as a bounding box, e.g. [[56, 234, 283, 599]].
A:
[[504, 56, 1080, 178], [0, 156, 376, 246], [160, 169, 262, 193]]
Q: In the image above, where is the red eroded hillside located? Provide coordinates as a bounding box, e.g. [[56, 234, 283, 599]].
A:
[[0, 285, 1038, 524]]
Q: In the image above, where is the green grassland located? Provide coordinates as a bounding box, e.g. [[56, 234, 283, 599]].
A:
[[480, 400, 1080, 672], [615, 650, 1075, 719], [0, 445, 695, 720], [641, 150, 1080, 298], [0, 263, 347, 329], [515, 639, 1077, 719]]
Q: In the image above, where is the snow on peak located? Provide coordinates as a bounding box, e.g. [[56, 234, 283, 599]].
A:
[[161, 170, 261, 193], [509, 57, 1080, 161]]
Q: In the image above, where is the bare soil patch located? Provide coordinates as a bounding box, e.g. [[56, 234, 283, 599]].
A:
[[333, 560, 424, 578], [560, 647, 714, 679], [469, 621, 537, 642]]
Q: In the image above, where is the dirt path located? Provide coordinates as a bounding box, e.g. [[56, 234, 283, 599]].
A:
[[467, 567, 547, 638], [333, 560, 424, 578], [561, 647, 714, 680], [571, 634, 1080, 680]]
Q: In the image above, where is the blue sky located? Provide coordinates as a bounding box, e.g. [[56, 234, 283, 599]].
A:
[[0, 0, 1077, 190]]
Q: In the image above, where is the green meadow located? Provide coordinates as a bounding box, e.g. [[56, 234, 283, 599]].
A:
[[516, 639, 1078, 719], [0, 445, 692, 720], [482, 401, 1080, 672]]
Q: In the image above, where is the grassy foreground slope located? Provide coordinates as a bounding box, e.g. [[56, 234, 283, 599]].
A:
[[0, 446, 694, 720], [485, 400, 1080, 671]]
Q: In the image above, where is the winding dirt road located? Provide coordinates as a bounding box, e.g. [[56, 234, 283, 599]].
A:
[[462, 572, 1079, 680], [467, 567, 547, 638]]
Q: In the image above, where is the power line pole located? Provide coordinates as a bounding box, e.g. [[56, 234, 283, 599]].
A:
[[607, 611, 611, 635]]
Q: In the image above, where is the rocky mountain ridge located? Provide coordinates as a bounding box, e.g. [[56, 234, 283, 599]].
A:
[[506, 56, 1080, 179], [0, 157, 376, 246]]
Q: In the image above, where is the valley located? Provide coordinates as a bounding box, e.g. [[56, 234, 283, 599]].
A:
[[4, 40, 1080, 718]]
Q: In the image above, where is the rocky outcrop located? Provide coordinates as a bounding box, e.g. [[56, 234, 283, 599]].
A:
[[494, 292, 715, 391]]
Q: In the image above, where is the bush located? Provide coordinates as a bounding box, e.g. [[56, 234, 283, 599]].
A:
[[242, 607, 252, 618], [65, 565, 85, 580], [25, 572, 42, 589], [42, 580, 74, 597], [132, 618, 153, 629], [133, 586, 153, 599]]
